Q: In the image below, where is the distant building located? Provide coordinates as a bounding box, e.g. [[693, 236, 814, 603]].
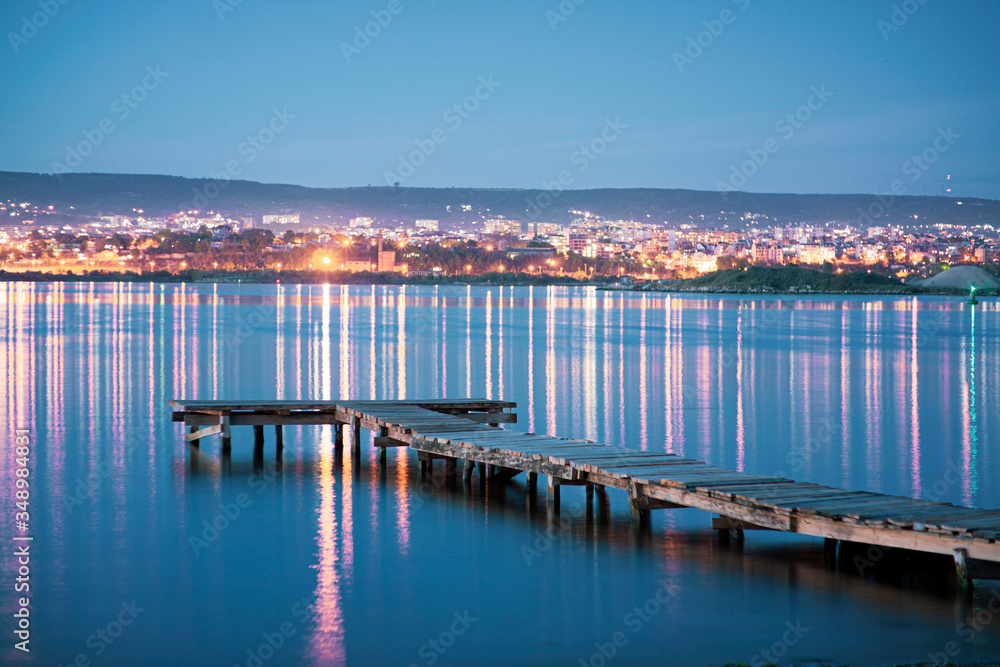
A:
[[344, 258, 372, 272], [415, 219, 439, 231], [568, 233, 591, 254], [532, 222, 561, 237], [484, 219, 521, 235], [797, 244, 836, 265], [690, 253, 718, 273], [751, 243, 783, 264], [262, 214, 299, 226], [350, 217, 374, 229]]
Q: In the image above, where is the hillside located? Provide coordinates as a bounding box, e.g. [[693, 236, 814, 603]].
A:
[[1, 171, 997, 228]]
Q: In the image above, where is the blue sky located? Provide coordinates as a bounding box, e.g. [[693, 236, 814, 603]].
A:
[[2, 0, 998, 197]]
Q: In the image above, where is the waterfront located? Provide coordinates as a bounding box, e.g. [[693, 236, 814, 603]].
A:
[[1, 282, 999, 665]]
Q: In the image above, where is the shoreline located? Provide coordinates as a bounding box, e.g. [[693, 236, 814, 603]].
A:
[[597, 285, 993, 297], [0, 269, 605, 289], [1, 270, 993, 298]]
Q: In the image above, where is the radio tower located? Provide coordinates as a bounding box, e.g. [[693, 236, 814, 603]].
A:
[[942, 174, 952, 197]]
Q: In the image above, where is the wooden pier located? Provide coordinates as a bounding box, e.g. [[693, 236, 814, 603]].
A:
[[170, 398, 1000, 593]]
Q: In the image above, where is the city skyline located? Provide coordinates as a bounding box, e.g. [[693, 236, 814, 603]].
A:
[[2, 1, 999, 198]]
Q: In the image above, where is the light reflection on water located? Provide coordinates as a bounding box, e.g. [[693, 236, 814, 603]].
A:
[[0, 281, 998, 666]]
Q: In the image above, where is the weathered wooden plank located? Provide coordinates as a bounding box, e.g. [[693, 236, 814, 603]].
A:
[[707, 484, 835, 501], [373, 436, 409, 448], [185, 424, 222, 441], [798, 498, 936, 519], [936, 514, 1000, 531], [641, 484, 793, 531], [730, 486, 841, 502], [712, 517, 774, 531], [837, 500, 946, 520], [181, 412, 346, 426], [755, 492, 880, 509], [175, 398, 513, 409], [791, 515, 1000, 561], [691, 478, 796, 490], [776, 493, 884, 509]]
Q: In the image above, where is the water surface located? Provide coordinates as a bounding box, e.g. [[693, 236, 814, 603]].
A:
[[1, 282, 998, 666]]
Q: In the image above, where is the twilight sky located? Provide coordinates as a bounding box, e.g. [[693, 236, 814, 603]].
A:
[[2, 0, 998, 198]]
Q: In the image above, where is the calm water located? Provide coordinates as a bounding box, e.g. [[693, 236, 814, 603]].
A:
[[1, 282, 999, 666]]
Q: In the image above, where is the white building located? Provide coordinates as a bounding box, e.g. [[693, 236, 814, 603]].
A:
[[415, 219, 439, 231], [797, 244, 836, 265], [262, 214, 300, 226], [350, 217, 374, 229], [484, 219, 521, 235]]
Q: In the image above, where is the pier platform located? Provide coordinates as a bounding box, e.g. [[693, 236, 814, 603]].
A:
[[169, 398, 1000, 593]]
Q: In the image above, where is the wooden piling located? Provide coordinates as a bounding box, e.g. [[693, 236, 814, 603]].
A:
[[220, 414, 231, 452], [954, 548, 973, 598], [274, 425, 283, 453], [629, 497, 649, 528], [378, 426, 388, 466], [463, 459, 475, 483], [824, 538, 839, 567], [526, 471, 537, 493], [352, 417, 361, 456], [547, 475, 561, 509]]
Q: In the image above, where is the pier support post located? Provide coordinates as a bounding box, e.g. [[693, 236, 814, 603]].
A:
[[444, 458, 457, 486], [334, 423, 344, 451], [274, 425, 283, 454], [478, 460, 488, 485], [824, 538, 839, 567], [463, 459, 475, 484], [188, 424, 199, 446], [378, 427, 388, 467], [351, 418, 361, 456], [547, 475, 561, 509], [525, 471, 537, 493], [220, 414, 231, 453], [627, 480, 651, 530], [954, 548, 973, 599], [253, 425, 265, 472], [629, 498, 650, 529], [525, 471, 537, 512], [586, 484, 594, 505]]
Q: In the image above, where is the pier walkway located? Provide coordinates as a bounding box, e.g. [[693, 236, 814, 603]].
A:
[[169, 398, 1000, 593]]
